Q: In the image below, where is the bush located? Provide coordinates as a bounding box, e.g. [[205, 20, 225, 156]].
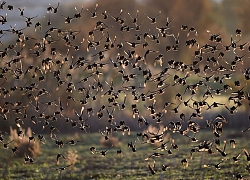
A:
[[100, 135, 121, 147], [9, 126, 40, 158], [66, 149, 78, 169]]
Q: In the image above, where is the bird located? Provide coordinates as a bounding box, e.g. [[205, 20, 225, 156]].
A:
[[66, 139, 83, 145], [181, 25, 188, 31], [145, 11, 161, 24], [56, 153, 68, 165], [86, 4, 98, 18], [73, 6, 84, 19], [145, 152, 164, 160], [128, 141, 136, 152], [215, 159, 227, 170], [24, 154, 34, 163], [47, 2, 60, 13], [90, 147, 98, 154], [128, 10, 139, 24], [101, 10, 108, 19], [242, 149, 250, 161], [235, 29, 242, 36], [181, 158, 188, 169], [11, 147, 18, 154], [56, 164, 72, 172], [2, 139, 14, 149], [187, 27, 198, 37], [161, 164, 170, 171], [7, 5, 14, 11], [109, 9, 123, 23], [230, 139, 236, 148], [216, 141, 227, 157], [0, 3, 250, 179], [232, 150, 242, 163], [147, 160, 156, 175], [215, 114, 228, 123], [117, 149, 123, 157], [99, 149, 109, 156]]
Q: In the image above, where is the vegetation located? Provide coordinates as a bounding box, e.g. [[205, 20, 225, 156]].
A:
[[0, 131, 249, 180], [0, 1, 250, 179]]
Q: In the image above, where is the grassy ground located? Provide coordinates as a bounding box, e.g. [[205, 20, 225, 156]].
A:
[[0, 129, 250, 180]]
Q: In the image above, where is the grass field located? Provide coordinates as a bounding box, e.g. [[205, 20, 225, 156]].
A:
[[0, 129, 250, 180]]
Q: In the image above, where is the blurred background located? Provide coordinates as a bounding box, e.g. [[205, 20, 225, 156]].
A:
[[1, 0, 250, 134]]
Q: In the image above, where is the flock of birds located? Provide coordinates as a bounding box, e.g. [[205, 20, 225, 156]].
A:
[[0, 1, 250, 178]]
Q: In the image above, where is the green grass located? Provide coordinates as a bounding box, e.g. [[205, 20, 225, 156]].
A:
[[0, 130, 249, 180]]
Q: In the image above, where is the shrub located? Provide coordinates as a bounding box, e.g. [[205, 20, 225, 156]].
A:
[[100, 135, 121, 147], [66, 149, 78, 168], [9, 126, 40, 158]]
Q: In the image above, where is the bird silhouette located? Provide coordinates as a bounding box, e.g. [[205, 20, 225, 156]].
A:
[[145, 11, 161, 24], [216, 141, 227, 157], [147, 160, 156, 175]]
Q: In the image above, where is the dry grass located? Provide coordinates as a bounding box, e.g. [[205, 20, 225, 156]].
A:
[[100, 135, 121, 147], [66, 149, 78, 170], [9, 126, 40, 158]]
